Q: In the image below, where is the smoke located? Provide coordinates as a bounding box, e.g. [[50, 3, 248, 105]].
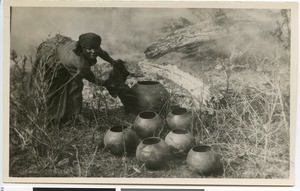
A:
[[211, 9, 290, 59], [11, 7, 289, 62], [10, 7, 199, 59]]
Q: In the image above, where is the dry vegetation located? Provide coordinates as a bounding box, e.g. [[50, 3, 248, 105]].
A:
[[9, 9, 291, 179]]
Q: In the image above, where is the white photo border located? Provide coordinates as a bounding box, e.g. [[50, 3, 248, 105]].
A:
[[2, 0, 298, 186]]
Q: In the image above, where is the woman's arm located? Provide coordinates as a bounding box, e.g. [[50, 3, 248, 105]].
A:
[[79, 67, 108, 86], [97, 47, 116, 65], [79, 67, 118, 98]]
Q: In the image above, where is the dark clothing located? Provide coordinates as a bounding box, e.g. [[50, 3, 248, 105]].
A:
[[117, 83, 139, 114], [33, 35, 95, 121], [31, 34, 133, 121]]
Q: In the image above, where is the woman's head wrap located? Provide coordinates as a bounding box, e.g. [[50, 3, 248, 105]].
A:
[[78, 33, 101, 49]]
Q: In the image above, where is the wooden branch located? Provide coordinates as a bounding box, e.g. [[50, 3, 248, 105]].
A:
[[144, 20, 228, 59], [138, 60, 211, 108]]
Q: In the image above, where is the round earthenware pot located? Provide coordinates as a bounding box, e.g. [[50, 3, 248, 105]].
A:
[[103, 125, 139, 155], [165, 129, 195, 153], [131, 81, 169, 113], [136, 137, 171, 170], [133, 111, 163, 139], [166, 107, 192, 130], [186, 145, 219, 175]]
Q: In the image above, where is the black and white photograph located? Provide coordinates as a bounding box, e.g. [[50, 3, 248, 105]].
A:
[[3, 0, 297, 185]]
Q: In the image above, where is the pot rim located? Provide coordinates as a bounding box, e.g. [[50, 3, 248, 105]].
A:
[[138, 111, 158, 119], [141, 137, 162, 145], [109, 125, 128, 132], [171, 107, 188, 115], [171, 128, 189, 134], [192, 145, 212, 152], [137, 81, 160, 85]]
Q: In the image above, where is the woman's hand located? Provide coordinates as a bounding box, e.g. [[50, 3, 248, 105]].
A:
[[112, 59, 124, 66]]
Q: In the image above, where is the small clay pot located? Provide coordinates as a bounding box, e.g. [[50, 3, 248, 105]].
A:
[[165, 129, 195, 153], [136, 137, 171, 170], [103, 125, 139, 155], [131, 81, 169, 113], [187, 145, 219, 175], [166, 107, 192, 130], [133, 111, 163, 139]]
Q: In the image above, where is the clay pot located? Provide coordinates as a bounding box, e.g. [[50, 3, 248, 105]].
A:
[[187, 145, 219, 175], [131, 81, 169, 113], [166, 107, 192, 130], [133, 111, 163, 139], [103, 125, 139, 155], [136, 137, 171, 170], [165, 129, 195, 153]]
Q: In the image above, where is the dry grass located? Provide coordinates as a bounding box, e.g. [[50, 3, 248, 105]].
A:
[[8, 8, 291, 180], [9, 38, 290, 179]]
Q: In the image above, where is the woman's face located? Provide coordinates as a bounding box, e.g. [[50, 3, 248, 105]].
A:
[[83, 48, 97, 60]]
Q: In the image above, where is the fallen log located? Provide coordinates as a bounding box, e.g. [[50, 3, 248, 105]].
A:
[[144, 20, 228, 59], [138, 60, 211, 108]]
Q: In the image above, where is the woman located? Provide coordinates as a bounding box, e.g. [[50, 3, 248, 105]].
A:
[[31, 33, 131, 124]]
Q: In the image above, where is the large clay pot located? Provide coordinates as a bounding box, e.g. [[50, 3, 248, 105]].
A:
[[136, 137, 171, 170], [103, 125, 139, 155], [131, 81, 169, 113], [165, 129, 195, 153], [166, 107, 193, 130], [133, 111, 163, 139], [187, 145, 219, 175]]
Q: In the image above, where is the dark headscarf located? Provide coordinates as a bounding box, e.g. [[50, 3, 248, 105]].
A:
[[78, 33, 101, 49]]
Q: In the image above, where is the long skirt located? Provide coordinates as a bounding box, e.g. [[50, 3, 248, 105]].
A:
[[45, 64, 84, 121], [31, 35, 84, 122]]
